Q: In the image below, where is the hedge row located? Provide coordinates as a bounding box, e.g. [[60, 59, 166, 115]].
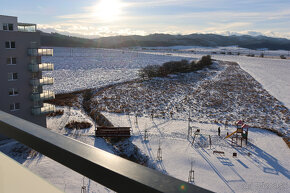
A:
[[139, 55, 212, 79]]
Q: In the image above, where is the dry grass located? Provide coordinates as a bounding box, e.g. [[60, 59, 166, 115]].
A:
[[283, 137, 290, 148], [65, 120, 92, 130], [47, 109, 64, 117], [45, 89, 91, 108], [92, 61, 289, 138]]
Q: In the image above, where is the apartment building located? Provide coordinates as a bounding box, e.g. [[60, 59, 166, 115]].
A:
[[0, 15, 55, 139]]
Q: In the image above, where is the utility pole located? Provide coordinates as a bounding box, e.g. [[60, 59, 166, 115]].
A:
[[188, 161, 194, 183], [209, 135, 212, 149], [157, 139, 162, 161], [144, 129, 148, 141], [81, 176, 86, 193]]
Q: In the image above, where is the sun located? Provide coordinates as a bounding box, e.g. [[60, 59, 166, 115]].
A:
[[92, 0, 124, 22]]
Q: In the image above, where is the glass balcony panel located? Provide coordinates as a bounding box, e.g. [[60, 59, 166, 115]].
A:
[[17, 23, 37, 32], [32, 104, 55, 115], [30, 77, 54, 86], [28, 48, 53, 56], [31, 90, 55, 101], [29, 63, 54, 72]]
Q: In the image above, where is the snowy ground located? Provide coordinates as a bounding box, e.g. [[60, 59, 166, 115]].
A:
[[0, 107, 116, 193], [93, 61, 289, 137], [1, 46, 289, 193], [138, 49, 290, 110], [1, 107, 289, 193], [104, 112, 290, 193], [43, 47, 290, 110], [42, 47, 196, 94]]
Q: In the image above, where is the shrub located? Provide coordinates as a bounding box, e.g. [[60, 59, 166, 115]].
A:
[[82, 89, 93, 114], [47, 109, 64, 117], [65, 120, 92, 130], [260, 53, 264, 58], [138, 55, 212, 79], [139, 65, 161, 79]]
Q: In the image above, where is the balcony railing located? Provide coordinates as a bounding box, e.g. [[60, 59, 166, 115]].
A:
[[30, 77, 54, 86], [28, 48, 53, 56], [17, 23, 37, 32], [31, 91, 55, 101], [0, 110, 212, 193], [29, 63, 54, 72], [32, 103, 55, 115]]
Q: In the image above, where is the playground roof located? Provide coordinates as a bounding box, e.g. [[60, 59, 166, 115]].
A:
[[236, 120, 244, 125], [242, 124, 249, 129]]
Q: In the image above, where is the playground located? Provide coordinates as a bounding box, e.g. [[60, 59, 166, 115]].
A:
[[103, 112, 290, 193]]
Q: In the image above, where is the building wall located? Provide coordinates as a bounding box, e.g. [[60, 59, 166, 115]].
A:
[[0, 31, 47, 130], [0, 15, 18, 31]]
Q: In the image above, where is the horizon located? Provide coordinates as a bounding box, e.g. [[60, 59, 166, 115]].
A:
[[42, 31, 290, 41], [2, 0, 290, 39]]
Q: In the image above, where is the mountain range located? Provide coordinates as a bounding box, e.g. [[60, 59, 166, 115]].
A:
[[40, 32, 290, 50]]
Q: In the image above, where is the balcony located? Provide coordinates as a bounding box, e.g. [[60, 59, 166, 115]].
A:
[[17, 23, 37, 32], [32, 103, 55, 115], [31, 91, 55, 101], [29, 63, 54, 72], [30, 77, 54, 86], [28, 48, 53, 56], [0, 110, 212, 193]]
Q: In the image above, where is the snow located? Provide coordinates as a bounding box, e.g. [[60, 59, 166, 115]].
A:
[[1, 46, 289, 193], [0, 107, 116, 193], [2, 107, 288, 192], [42, 47, 196, 94], [43, 47, 289, 110], [138, 49, 290, 110], [103, 112, 290, 193]]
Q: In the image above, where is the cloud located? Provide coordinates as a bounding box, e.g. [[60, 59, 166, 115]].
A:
[[38, 23, 147, 38], [37, 0, 290, 39]]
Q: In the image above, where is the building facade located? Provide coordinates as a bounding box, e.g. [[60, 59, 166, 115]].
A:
[[0, 15, 55, 139]]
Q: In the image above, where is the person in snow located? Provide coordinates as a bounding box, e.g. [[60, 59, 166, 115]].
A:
[[218, 127, 221, 136]]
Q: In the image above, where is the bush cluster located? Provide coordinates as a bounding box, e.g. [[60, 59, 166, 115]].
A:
[[139, 55, 212, 78], [65, 120, 92, 130], [47, 109, 64, 117]]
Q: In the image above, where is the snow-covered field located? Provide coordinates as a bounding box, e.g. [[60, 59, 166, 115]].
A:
[[138, 49, 290, 110], [43, 47, 290, 110], [42, 47, 196, 94]]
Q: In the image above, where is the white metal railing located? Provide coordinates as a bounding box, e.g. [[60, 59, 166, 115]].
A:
[[29, 63, 54, 72], [31, 90, 55, 101], [32, 103, 55, 115], [28, 48, 53, 56], [30, 77, 54, 86]]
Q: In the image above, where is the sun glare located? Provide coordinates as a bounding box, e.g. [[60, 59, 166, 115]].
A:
[[93, 0, 123, 22]]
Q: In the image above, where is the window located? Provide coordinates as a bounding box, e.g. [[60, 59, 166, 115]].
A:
[[6, 57, 17, 65], [8, 24, 13, 31], [8, 88, 19, 96], [3, 23, 13, 31], [8, 73, 18, 81], [32, 86, 39, 93], [3, 23, 8, 30], [10, 103, 20, 111], [5, 41, 16, 49]]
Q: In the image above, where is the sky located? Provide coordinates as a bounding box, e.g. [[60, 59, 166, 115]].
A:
[[1, 0, 290, 39]]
